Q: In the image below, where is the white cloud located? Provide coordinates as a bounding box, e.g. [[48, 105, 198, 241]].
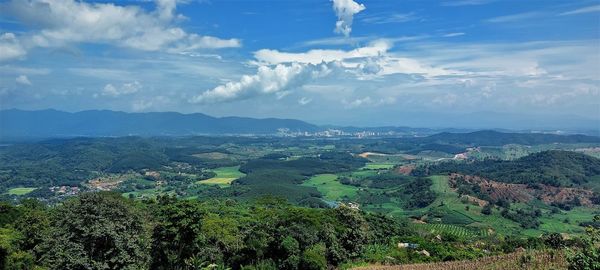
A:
[[193, 39, 462, 105], [15, 75, 32, 85], [343, 96, 395, 108], [0, 0, 241, 61], [361, 12, 418, 24], [297, 36, 371, 47], [375, 56, 459, 77], [0, 66, 51, 75], [254, 40, 390, 65], [298, 97, 312, 105], [332, 0, 366, 37], [443, 32, 465, 37], [189, 63, 332, 104], [486, 12, 541, 23], [432, 93, 458, 105], [132, 100, 153, 112], [441, 0, 495, 6], [0, 33, 26, 61], [560, 5, 600, 16], [255, 40, 458, 78], [101, 81, 142, 97], [131, 95, 170, 111]]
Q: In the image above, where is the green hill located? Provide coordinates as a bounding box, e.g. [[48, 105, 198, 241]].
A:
[[417, 150, 600, 187]]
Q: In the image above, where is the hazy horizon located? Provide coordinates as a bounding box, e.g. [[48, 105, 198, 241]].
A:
[[2, 107, 599, 132]]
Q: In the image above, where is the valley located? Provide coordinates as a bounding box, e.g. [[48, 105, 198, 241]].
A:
[[0, 130, 598, 269]]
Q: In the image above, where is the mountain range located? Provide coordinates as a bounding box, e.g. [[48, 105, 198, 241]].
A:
[[1, 109, 598, 139]]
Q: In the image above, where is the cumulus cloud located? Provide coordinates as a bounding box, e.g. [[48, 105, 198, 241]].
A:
[[332, 0, 365, 37], [254, 40, 390, 65], [0, 33, 26, 61], [255, 40, 458, 78], [15, 75, 32, 85], [100, 81, 142, 97], [189, 63, 332, 104], [193, 39, 466, 105], [0, 0, 241, 61]]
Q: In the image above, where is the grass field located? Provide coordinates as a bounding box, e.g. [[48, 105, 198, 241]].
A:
[[363, 163, 396, 170], [198, 166, 246, 187], [6, 187, 37, 195], [122, 188, 176, 199], [302, 174, 358, 201]]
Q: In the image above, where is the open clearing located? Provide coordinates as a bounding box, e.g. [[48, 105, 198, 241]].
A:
[[302, 174, 358, 201], [7, 187, 37, 195], [198, 166, 245, 186], [363, 163, 396, 170]]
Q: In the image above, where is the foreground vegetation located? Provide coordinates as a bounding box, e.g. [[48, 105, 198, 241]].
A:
[[352, 249, 568, 270], [0, 192, 598, 270]]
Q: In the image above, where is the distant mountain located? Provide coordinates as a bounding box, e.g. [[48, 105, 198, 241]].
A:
[[0, 109, 320, 138], [2, 109, 599, 141]]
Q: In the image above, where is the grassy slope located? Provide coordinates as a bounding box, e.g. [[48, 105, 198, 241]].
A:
[[302, 174, 359, 201], [7, 187, 37, 195], [198, 166, 246, 186], [421, 175, 594, 236]]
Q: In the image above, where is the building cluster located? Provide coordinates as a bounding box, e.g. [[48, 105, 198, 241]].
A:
[[277, 129, 406, 138], [49, 185, 80, 195]]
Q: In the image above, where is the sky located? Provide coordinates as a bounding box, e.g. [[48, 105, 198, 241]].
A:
[[0, 0, 599, 128]]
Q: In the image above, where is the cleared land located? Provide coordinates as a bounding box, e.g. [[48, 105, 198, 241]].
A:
[[198, 166, 246, 187], [363, 163, 396, 170], [7, 187, 37, 195], [302, 174, 358, 201]]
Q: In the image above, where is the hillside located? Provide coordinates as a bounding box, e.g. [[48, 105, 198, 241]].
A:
[[420, 130, 600, 146], [417, 150, 600, 187]]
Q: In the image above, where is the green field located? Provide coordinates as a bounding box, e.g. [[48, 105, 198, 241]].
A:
[[302, 174, 358, 201], [198, 166, 246, 187], [362, 163, 395, 170], [7, 187, 37, 195], [413, 223, 483, 239]]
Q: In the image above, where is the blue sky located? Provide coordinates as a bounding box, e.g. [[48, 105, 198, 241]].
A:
[[0, 0, 599, 128]]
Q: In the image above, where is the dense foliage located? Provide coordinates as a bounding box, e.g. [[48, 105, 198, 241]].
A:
[[0, 193, 457, 269], [0, 193, 593, 270]]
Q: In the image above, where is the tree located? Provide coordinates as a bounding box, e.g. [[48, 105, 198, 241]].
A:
[[542, 233, 564, 249], [300, 244, 327, 270], [39, 192, 150, 269], [14, 199, 49, 256], [330, 206, 370, 263], [568, 215, 600, 270], [150, 197, 208, 269], [481, 204, 492, 215]]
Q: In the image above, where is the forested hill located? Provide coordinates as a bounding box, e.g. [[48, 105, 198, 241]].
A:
[[0, 109, 319, 137], [415, 150, 600, 187], [419, 130, 600, 146]]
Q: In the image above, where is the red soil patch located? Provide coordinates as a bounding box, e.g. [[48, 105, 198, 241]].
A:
[[448, 173, 594, 206]]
